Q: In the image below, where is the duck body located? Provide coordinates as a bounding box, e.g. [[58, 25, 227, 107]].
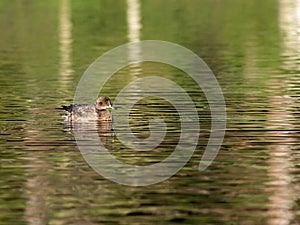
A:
[[62, 97, 113, 122]]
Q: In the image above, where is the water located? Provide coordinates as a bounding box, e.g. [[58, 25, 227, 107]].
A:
[[0, 0, 299, 224]]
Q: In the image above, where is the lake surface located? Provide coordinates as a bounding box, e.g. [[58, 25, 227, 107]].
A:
[[0, 0, 299, 224]]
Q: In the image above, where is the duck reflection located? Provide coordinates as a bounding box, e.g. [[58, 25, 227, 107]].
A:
[[64, 120, 114, 148]]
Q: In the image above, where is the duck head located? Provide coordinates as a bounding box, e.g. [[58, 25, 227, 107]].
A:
[[96, 96, 114, 111]]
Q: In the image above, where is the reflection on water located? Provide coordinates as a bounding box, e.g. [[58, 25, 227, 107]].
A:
[[266, 1, 300, 224], [58, 0, 73, 86], [65, 120, 114, 147], [127, 0, 143, 77], [127, 0, 142, 43], [0, 0, 299, 224], [24, 155, 50, 225], [266, 95, 295, 225]]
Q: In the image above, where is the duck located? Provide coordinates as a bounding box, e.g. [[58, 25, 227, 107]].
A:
[[61, 96, 114, 122]]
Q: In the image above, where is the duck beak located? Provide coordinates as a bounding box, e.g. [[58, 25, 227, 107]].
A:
[[98, 105, 115, 110]]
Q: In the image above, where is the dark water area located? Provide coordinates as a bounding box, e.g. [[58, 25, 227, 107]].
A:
[[0, 0, 299, 224]]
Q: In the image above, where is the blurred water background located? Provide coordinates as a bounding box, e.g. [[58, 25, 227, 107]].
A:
[[0, 0, 299, 224]]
